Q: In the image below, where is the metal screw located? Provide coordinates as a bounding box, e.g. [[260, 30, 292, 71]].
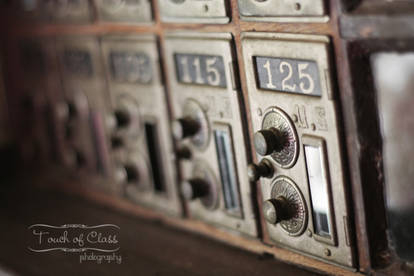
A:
[[324, 248, 331, 257], [306, 229, 312, 237], [311, 123, 316, 131]]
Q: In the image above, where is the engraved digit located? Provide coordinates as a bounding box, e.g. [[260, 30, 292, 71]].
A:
[[206, 57, 220, 86], [193, 57, 204, 84], [298, 63, 315, 94], [112, 53, 123, 80], [138, 55, 152, 84], [127, 53, 139, 83], [179, 56, 191, 83], [279, 61, 296, 91], [263, 60, 276, 89]]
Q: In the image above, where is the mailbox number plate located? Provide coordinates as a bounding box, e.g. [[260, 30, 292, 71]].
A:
[[110, 51, 152, 84], [255, 57, 322, 96], [174, 53, 227, 88], [63, 49, 93, 77]]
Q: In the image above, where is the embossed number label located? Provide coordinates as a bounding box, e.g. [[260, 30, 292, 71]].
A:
[[63, 49, 93, 77], [255, 57, 322, 96], [174, 54, 227, 88], [110, 51, 152, 84]]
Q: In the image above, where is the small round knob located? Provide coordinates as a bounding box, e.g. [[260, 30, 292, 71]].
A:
[[263, 197, 290, 224], [125, 165, 139, 182], [176, 146, 192, 160], [56, 101, 78, 121], [253, 128, 284, 156], [111, 136, 124, 149], [65, 150, 85, 169], [115, 165, 139, 184], [172, 117, 200, 140], [114, 110, 130, 129], [181, 178, 210, 200], [247, 159, 274, 182], [67, 102, 78, 119]]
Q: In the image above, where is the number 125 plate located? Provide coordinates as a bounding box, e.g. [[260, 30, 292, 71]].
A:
[[255, 57, 322, 96]]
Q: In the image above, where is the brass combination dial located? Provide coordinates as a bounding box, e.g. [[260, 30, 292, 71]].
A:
[[114, 157, 151, 190], [263, 176, 307, 236], [108, 94, 140, 148], [181, 161, 219, 210], [172, 99, 210, 150], [253, 107, 298, 168]]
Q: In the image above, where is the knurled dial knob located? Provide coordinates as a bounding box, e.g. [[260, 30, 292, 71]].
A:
[[255, 107, 299, 168], [174, 99, 210, 149], [263, 197, 290, 224], [264, 177, 308, 236], [182, 161, 219, 209], [181, 178, 210, 201], [253, 128, 285, 156], [172, 117, 201, 140]]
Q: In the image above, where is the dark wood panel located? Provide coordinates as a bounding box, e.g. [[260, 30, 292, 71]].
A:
[[344, 39, 414, 271], [340, 15, 414, 39], [0, 184, 320, 276], [351, 0, 414, 14]]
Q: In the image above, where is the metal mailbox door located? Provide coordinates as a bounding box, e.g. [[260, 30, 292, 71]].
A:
[[242, 32, 354, 267], [101, 35, 181, 216], [164, 32, 258, 237]]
